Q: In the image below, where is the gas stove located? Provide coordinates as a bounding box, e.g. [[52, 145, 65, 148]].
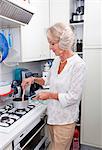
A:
[[0, 101, 41, 133]]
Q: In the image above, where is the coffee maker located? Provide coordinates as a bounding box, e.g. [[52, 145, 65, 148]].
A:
[[13, 68, 42, 97]]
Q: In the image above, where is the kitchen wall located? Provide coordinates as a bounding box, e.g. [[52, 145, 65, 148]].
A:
[[0, 61, 43, 82]]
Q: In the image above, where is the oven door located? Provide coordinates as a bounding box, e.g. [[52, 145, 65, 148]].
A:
[[14, 116, 48, 150]]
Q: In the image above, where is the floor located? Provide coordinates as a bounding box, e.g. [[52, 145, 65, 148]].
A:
[[46, 143, 102, 150], [80, 145, 102, 150]]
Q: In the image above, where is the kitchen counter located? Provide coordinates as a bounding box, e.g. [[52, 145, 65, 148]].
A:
[[0, 102, 47, 150]]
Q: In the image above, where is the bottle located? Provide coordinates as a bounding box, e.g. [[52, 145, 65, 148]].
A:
[[43, 62, 50, 72], [76, 39, 83, 52], [80, 39, 83, 52], [42, 62, 50, 82], [72, 127, 80, 150], [76, 39, 80, 52]]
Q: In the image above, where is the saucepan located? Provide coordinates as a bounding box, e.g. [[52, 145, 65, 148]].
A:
[[13, 87, 29, 109], [13, 97, 29, 109]]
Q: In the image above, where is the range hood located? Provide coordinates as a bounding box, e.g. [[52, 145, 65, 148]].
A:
[[0, 0, 34, 25]]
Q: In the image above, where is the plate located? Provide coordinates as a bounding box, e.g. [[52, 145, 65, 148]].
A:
[[0, 33, 9, 62]]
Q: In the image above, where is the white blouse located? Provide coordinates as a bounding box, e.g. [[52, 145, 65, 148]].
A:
[[45, 54, 86, 125]]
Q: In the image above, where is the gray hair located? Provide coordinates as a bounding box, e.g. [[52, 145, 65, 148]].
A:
[[47, 22, 75, 50]]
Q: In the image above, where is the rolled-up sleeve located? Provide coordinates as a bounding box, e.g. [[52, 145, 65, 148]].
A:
[[58, 62, 86, 108]]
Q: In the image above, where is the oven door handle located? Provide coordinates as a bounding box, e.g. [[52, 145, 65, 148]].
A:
[[21, 122, 46, 150]]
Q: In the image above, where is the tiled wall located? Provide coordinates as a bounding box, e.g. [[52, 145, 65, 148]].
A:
[[0, 61, 44, 82]]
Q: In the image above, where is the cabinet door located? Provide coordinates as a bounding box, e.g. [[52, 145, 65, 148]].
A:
[[50, 0, 70, 58], [21, 0, 50, 62], [50, 0, 69, 25], [81, 50, 102, 148], [83, 0, 102, 48]]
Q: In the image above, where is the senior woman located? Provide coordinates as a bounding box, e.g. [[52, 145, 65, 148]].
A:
[[22, 22, 86, 150]]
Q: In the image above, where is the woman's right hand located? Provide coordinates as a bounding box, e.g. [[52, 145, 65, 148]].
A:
[[21, 77, 34, 90]]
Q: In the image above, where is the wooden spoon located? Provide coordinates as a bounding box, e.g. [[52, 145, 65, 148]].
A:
[[22, 89, 25, 101]]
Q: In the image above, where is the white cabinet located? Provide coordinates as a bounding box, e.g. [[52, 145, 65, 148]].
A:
[[81, 50, 102, 148], [50, 0, 69, 25], [83, 0, 102, 49], [50, 0, 70, 59], [20, 0, 50, 62], [0, 0, 50, 62], [81, 0, 102, 148]]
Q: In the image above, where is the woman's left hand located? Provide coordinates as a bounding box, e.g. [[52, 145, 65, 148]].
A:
[[32, 92, 50, 100]]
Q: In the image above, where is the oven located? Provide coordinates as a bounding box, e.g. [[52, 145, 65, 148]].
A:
[[13, 115, 48, 150]]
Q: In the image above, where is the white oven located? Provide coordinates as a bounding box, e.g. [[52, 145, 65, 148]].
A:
[[13, 115, 48, 150]]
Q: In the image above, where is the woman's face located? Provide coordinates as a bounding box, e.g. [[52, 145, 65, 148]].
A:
[[48, 38, 62, 56], [47, 30, 63, 56]]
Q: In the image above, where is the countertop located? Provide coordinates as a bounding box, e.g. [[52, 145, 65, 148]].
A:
[[0, 102, 47, 150]]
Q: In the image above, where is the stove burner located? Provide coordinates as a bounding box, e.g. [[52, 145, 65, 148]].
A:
[[1, 116, 10, 123], [4, 104, 13, 110], [16, 109, 26, 113], [28, 105, 35, 109], [0, 108, 5, 113], [0, 103, 36, 128], [15, 108, 27, 115]]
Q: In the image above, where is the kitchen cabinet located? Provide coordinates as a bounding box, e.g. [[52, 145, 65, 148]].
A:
[[80, 0, 102, 148], [83, 0, 102, 49], [20, 0, 50, 62], [0, 0, 50, 62], [81, 50, 102, 148], [50, 0, 69, 25], [0, 0, 35, 63], [50, 0, 70, 59]]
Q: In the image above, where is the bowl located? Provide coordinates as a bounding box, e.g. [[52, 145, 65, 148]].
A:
[[0, 81, 11, 95]]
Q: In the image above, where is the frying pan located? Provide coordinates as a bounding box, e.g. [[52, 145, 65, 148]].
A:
[[0, 33, 9, 62]]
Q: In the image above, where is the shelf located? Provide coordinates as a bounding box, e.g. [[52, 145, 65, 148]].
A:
[[70, 22, 84, 26], [76, 123, 80, 127], [0, 15, 25, 29], [76, 52, 83, 54]]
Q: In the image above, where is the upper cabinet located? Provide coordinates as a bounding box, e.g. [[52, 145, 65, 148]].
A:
[[50, 0, 70, 25], [20, 0, 50, 62], [50, 0, 70, 58], [83, 0, 102, 49], [0, 0, 50, 62]]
